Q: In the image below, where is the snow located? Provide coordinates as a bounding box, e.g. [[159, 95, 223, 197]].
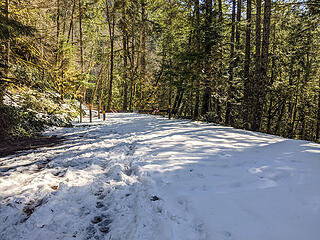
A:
[[0, 113, 319, 240]]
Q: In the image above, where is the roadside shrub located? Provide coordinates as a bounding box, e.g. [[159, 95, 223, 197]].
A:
[[0, 105, 46, 138], [1, 87, 79, 139], [201, 112, 219, 123]]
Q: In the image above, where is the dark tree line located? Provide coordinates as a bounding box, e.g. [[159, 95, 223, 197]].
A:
[[0, 0, 319, 142], [155, 0, 320, 142]]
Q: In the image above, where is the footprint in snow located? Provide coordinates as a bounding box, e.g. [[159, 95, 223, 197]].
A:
[[85, 224, 97, 239], [224, 231, 232, 239], [124, 165, 133, 176], [151, 195, 160, 201], [96, 202, 104, 208], [90, 215, 112, 236], [219, 153, 232, 158], [98, 219, 112, 233], [93, 187, 104, 196], [91, 216, 102, 224], [51, 168, 67, 177]]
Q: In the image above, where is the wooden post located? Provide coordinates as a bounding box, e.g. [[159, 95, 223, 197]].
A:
[[79, 101, 83, 123], [103, 105, 106, 121], [89, 104, 92, 123], [168, 105, 171, 120]]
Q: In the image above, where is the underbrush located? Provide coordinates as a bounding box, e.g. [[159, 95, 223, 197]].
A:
[[1, 87, 79, 139]]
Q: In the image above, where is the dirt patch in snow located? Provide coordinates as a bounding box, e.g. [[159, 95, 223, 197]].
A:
[[0, 135, 64, 157]]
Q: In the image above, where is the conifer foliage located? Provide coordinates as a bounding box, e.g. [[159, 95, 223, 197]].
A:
[[0, 0, 319, 142]]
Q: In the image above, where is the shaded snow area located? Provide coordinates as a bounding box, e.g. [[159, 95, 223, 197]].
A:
[[1, 113, 320, 240]]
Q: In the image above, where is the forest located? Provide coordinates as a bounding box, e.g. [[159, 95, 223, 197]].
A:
[[1, 1, 320, 239], [0, 0, 320, 142]]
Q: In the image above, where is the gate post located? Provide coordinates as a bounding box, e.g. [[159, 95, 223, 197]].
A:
[[89, 104, 92, 123], [103, 106, 106, 121]]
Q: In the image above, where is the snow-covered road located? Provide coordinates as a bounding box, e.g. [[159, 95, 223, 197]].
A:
[[1, 113, 320, 240]]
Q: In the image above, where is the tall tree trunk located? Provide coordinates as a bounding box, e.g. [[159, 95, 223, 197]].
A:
[[300, 110, 305, 140], [257, 0, 272, 131], [107, 12, 115, 112], [56, 0, 60, 49], [216, 0, 223, 123], [316, 78, 320, 142], [186, 5, 193, 117], [275, 101, 285, 135], [79, 0, 84, 122], [168, 82, 172, 119], [193, 0, 200, 119], [175, 90, 184, 115], [218, 0, 223, 21], [56, 0, 60, 70], [60, 12, 66, 103], [251, 0, 262, 131], [235, 0, 241, 54], [5, 0, 10, 77], [266, 95, 274, 133], [289, 90, 298, 138], [98, 62, 106, 119], [139, 0, 146, 107], [266, 29, 276, 133], [62, 8, 66, 37], [225, 0, 236, 125], [91, 66, 104, 107], [67, 0, 76, 43], [0, 0, 10, 104], [129, 33, 135, 111], [286, 70, 301, 138], [201, 0, 213, 116], [172, 80, 184, 115], [287, 59, 295, 131], [243, 0, 252, 127], [122, 1, 128, 111], [172, 91, 180, 115]]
